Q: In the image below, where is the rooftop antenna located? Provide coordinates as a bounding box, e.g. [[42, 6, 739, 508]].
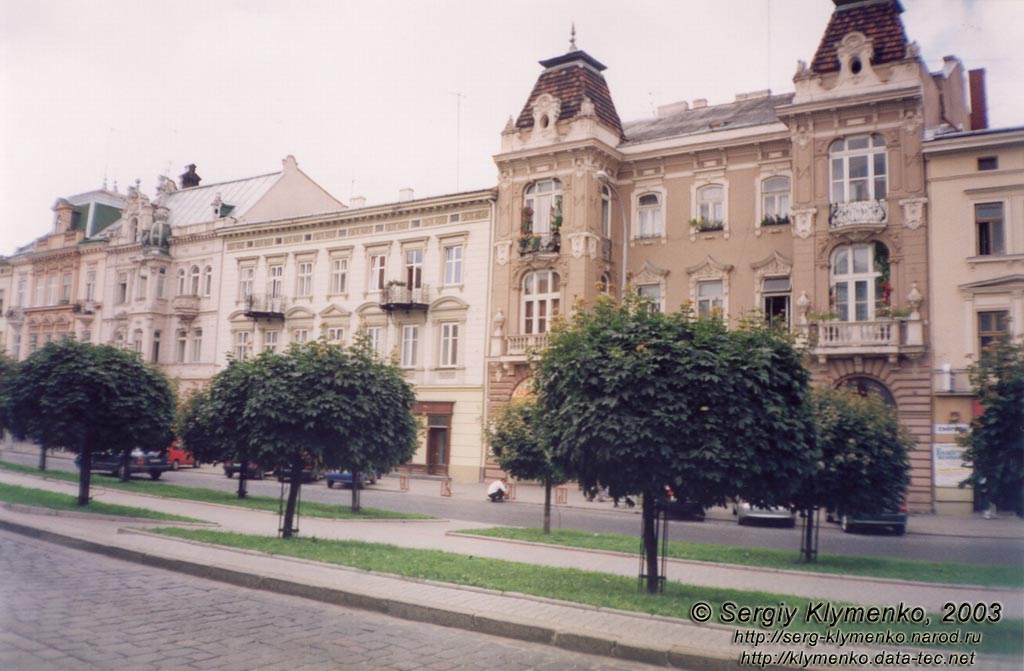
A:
[[448, 91, 467, 191], [102, 127, 115, 190], [569, 22, 578, 51]]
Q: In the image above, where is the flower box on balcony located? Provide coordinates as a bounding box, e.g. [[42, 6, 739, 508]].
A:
[[689, 217, 724, 232], [760, 215, 791, 227]]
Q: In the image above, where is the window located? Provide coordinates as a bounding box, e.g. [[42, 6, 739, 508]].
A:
[[525, 179, 562, 236], [17, 277, 26, 307], [176, 330, 187, 363], [975, 203, 1005, 256], [238, 266, 255, 301], [762, 276, 791, 327], [156, 268, 166, 299], [113, 330, 125, 350], [296, 261, 313, 297], [34, 277, 44, 307], [637, 284, 662, 312], [61, 273, 72, 302], [47, 275, 58, 305], [82, 330, 91, 344], [12, 333, 20, 359], [829, 134, 887, 203], [405, 250, 423, 289], [234, 331, 250, 360], [268, 264, 284, 298], [177, 269, 186, 296], [330, 258, 348, 294], [136, 270, 147, 300], [151, 331, 161, 364], [599, 273, 611, 294], [189, 266, 200, 295], [191, 328, 203, 362], [129, 218, 139, 242], [637, 193, 662, 238], [830, 242, 887, 321], [132, 330, 143, 354], [978, 311, 1010, 351], [521, 270, 560, 334], [696, 280, 724, 317], [29, 334, 38, 354], [326, 327, 344, 344], [697, 185, 724, 224], [203, 266, 213, 296], [263, 330, 279, 353], [762, 177, 790, 221], [293, 329, 309, 344], [400, 325, 419, 368], [369, 254, 387, 291], [440, 323, 459, 367], [84, 271, 96, 301], [977, 156, 998, 171], [443, 246, 463, 286], [365, 326, 384, 354], [601, 186, 611, 238], [117, 272, 129, 304]]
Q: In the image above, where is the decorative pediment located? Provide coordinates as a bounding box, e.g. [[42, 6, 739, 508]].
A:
[[531, 93, 561, 132], [686, 255, 733, 279], [354, 301, 385, 316], [632, 260, 669, 286], [318, 304, 352, 319], [835, 32, 883, 88], [429, 296, 470, 313], [750, 250, 792, 277], [285, 306, 315, 321]]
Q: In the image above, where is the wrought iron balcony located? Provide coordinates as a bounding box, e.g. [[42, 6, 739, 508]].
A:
[[518, 234, 560, 256], [829, 200, 887, 234], [506, 333, 550, 356], [380, 283, 430, 312], [243, 294, 286, 320]]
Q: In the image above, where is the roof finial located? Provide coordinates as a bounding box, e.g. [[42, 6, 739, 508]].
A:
[[569, 22, 577, 52]]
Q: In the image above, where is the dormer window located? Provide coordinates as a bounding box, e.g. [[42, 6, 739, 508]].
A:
[[829, 134, 887, 203]]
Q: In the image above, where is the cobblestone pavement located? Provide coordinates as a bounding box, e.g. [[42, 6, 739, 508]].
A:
[[0, 530, 665, 671]]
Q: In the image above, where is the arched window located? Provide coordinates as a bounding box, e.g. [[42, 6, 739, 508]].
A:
[[189, 266, 200, 295], [521, 270, 560, 335], [637, 193, 662, 238], [203, 266, 213, 296], [151, 331, 161, 364], [696, 185, 724, 224], [177, 269, 186, 296], [129, 218, 139, 242], [830, 242, 889, 321], [839, 377, 895, 407], [524, 179, 562, 236], [598, 273, 611, 294], [829, 134, 887, 203], [762, 176, 790, 221]]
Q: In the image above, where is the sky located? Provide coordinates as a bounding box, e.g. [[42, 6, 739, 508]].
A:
[[1, 0, 1021, 256]]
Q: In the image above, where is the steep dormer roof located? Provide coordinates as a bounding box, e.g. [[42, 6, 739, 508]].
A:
[[811, 0, 909, 74], [515, 49, 624, 139], [159, 172, 280, 228]]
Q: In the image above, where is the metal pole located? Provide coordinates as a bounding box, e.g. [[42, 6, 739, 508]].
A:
[[596, 171, 628, 297]]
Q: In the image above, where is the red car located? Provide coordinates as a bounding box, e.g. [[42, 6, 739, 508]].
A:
[[166, 441, 197, 470]]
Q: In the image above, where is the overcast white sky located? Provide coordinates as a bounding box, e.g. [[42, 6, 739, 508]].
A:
[[2, 0, 1021, 256]]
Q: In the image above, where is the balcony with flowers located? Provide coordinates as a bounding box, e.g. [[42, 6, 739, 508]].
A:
[[518, 204, 561, 256]]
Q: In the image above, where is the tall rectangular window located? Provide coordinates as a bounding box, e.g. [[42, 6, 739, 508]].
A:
[[234, 331, 250, 360], [440, 323, 459, 367], [85, 271, 96, 301], [17, 277, 26, 307], [330, 258, 348, 294], [762, 276, 791, 328], [191, 328, 203, 363], [34, 277, 44, 306], [117, 272, 129, 304], [61, 273, 72, 302], [976, 203, 1005, 256], [405, 250, 423, 289], [327, 327, 344, 343], [296, 261, 313, 297], [151, 331, 161, 364], [136, 271, 148, 300], [978, 311, 1009, 351], [263, 330, 279, 353], [268, 264, 284, 298], [696, 280, 724, 317], [370, 254, 387, 290], [365, 326, 383, 355], [293, 329, 309, 344], [48, 275, 58, 305], [400, 325, 418, 368], [156, 268, 166, 299], [444, 245, 463, 285], [636, 284, 662, 313], [176, 330, 187, 363], [238, 266, 254, 301]]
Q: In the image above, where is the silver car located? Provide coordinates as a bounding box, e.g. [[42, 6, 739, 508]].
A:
[[735, 500, 796, 527]]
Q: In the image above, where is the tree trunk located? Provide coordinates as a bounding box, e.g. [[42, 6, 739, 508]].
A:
[[802, 507, 817, 563], [350, 470, 362, 513], [77, 446, 92, 506], [120, 449, 132, 482], [38, 445, 47, 471], [542, 479, 552, 534], [237, 461, 248, 499], [282, 457, 303, 539], [641, 488, 660, 594]]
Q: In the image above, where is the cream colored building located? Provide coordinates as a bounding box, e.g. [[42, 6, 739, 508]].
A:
[[924, 126, 1024, 514]]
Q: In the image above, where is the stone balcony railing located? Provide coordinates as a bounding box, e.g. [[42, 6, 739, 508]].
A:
[[505, 333, 550, 356], [172, 295, 201, 320], [806, 317, 923, 363], [829, 199, 887, 234]]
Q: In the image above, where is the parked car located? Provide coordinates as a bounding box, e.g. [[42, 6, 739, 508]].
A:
[[78, 449, 169, 480], [656, 497, 705, 522], [838, 504, 908, 535], [223, 461, 269, 480], [325, 470, 378, 489], [734, 500, 796, 527], [166, 441, 197, 470], [276, 463, 324, 483]]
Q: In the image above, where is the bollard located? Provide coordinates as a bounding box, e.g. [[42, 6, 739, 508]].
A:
[[399, 474, 409, 492], [506, 482, 517, 501], [555, 486, 568, 505], [440, 478, 452, 497]]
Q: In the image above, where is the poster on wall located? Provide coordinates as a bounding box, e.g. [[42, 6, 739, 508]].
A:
[[933, 444, 971, 488]]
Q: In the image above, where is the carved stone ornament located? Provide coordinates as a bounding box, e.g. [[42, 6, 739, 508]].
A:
[[495, 241, 512, 266], [570, 233, 586, 259], [792, 208, 816, 239], [906, 282, 923, 318], [900, 197, 927, 230], [795, 125, 811, 148], [830, 201, 887, 229], [579, 96, 596, 117], [492, 310, 505, 337], [531, 93, 561, 132], [796, 291, 811, 325]]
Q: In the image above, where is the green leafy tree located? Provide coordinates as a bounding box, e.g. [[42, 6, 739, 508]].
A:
[[0, 352, 16, 446], [958, 338, 1024, 516], [534, 296, 816, 592], [7, 340, 176, 505], [797, 385, 914, 557], [487, 396, 564, 534]]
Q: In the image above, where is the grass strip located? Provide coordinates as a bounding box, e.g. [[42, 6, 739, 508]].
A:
[[153, 528, 1022, 656], [460, 527, 1024, 589], [0, 482, 201, 522], [0, 460, 430, 521]]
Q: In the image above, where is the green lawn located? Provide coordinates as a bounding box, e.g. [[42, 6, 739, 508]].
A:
[[459, 527, 1024, 589], [0, 482, 201, 522], [153, 527, 1023, 657], [0, 460, 431, 521]]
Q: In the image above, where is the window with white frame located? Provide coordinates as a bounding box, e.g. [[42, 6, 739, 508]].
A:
[[326, 327, 344, 344], [296, 261, 313, 297], [132, 330, 143, 353], [85, 271, 96, 301], [978, 310, 1010, 351], [830, 242, 887, 322], [829, 134, 887, 203], [365, 326, 384, 354], [61, 273, 72, 302], [191, 328, 203, 363], [234, 331, 250, 360], [369, 254, 387, 291], [696, 280, 724, 317], [443, 245, 463, 285], [47, 275, 58, 305], [17, 277, 26, 307], [761, 177, 791, 222], [117, 272, 129, 304], [636, 284, 663, 312], [521, 270, 560, 334], [34, 277, 44, 306], [637, 193, 662, 238], [330, 258, 348, 294], [238, 266, 254, 301], [263, 330, 279, 353], [762, 276, 791, 327], [405, 250, 423, 289], [136, 270, 148, 300], [268, 264, 284, 298], [156, 268, 166, 299], [975, 203, 1005, 256], [190, 266, 201, 295], [176, 330, 187, 363], [439, 322, 459, 367], [293, 329, 309, 344], [177, 269, 186, 296], [525, 179, 562, 236], [203, 266, 213, 296], [12, 333, 21, 359], [400, 324, 419, 368], [697, 185, 724, 225], [601, 186, 611, 238]]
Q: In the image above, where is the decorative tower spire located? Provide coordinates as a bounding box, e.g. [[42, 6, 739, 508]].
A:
[[569, 22, 577, 52]]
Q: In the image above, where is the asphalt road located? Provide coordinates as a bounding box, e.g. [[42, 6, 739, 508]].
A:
[[0, 529, 662, 671], [4, 447, 1023, 567]]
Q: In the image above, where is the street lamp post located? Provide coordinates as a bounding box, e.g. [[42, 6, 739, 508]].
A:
[[595, 171, 628, 297]]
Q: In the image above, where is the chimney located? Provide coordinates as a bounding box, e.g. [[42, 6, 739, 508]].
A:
[[350, 196, 366, 209], [180, 164, 201, 189], [969, 69, 988, 131], [398, 187, 414, 203], [692, 98, 708, 109], [52, 198, 75, 234]]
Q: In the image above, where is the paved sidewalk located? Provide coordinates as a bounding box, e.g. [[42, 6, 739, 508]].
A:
[[1, 468, 1021, 670]]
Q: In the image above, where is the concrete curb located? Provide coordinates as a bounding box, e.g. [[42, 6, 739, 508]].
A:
[[0, 501, 217, 526]]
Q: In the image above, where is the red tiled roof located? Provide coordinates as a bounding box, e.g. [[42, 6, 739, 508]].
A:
[[515, 50, 624, 140], [811, 0, 909, 74]]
